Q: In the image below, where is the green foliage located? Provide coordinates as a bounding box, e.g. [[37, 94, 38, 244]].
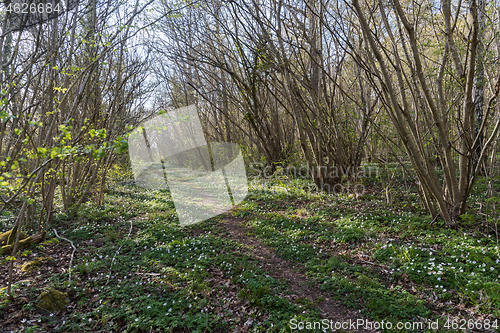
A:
[[244, 178, 500, 323], [29, 184, 322, 332], [0, 89, 11, 122], [7, 176, 500, 331]]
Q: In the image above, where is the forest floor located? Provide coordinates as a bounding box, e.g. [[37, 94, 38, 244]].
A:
[[0, 174, 499, 332]]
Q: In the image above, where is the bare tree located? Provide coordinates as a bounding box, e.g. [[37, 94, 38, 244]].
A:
[[349, 0, 500, 226], [0, 0, 155, 295]]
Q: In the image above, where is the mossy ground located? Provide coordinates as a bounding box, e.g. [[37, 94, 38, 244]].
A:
[[35, 289, 70, 314], [0, 166, 499, 332], [20, 257, 52, 273]]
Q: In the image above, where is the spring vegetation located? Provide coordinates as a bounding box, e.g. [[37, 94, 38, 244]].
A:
[[1, 0, 500, 332]]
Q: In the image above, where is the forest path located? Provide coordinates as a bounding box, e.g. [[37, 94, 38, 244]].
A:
[[220, 215, 376, 332]]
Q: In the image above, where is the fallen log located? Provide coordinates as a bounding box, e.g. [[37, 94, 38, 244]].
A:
[[0, 230, 46, 255], [0, 227, 28, 245]]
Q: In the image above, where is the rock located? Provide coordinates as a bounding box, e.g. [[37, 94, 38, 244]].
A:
[[20, 257, 51, 272], [35, 289, 70, 314], [21, 259, 42, 272]]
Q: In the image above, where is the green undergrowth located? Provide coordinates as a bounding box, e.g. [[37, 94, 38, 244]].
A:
[[236, 177, 500, 332], [3, 172, 500, 332], [17, 184, 323, 332]]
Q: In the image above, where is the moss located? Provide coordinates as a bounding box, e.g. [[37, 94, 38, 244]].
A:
[[20, 259, 42, 272], [35, 289, 69, 314], [1, 231, 46, 255], [0, 227, 28, 246], [20, 257, 52, 272], [1, 237, 30, 255]]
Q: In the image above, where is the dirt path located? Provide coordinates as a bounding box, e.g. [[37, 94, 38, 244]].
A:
[[221, 216, 376, 332]]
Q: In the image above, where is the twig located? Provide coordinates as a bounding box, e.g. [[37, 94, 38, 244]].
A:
[[106, 220, 133, 285], [429, 213, 441, 225], [53, 228, 76, 283], [358, 259, 390, 274]]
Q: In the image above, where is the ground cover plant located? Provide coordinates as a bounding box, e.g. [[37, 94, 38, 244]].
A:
[[0, 183, 324, 332], [1, 164, 499, 332], [2, 0, 500, 331]]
